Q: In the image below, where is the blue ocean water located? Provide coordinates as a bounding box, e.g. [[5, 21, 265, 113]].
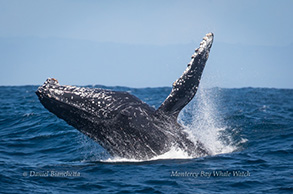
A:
[[0, 86, 292, 193]]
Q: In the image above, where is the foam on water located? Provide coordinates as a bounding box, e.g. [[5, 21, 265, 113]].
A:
[[101, 146, 193, 163]]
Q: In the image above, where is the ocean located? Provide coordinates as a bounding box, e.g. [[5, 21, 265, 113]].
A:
[[0, 86, 292, 193]]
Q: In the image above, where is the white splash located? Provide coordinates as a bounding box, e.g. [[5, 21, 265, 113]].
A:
[[101, 146, 192, 163], [179, 87, 237, 156], [150, 146, 193, 160]]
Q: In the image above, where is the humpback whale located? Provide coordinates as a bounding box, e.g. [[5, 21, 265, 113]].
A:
[[36, 33, 214, 160]]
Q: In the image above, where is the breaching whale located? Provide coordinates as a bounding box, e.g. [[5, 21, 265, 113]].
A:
[[36, 33, 214, 160]]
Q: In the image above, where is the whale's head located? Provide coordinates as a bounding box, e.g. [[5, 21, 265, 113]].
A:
[[36, 78, 80, 108], [35, 78, 169, 159], [35, 78, 102, 126], [35, 78, 153, 129]]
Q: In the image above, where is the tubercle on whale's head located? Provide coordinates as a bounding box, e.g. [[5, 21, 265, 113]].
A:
[[35, 78, 96, 122], [35, 78, 63, 100], [35, 78, 83, 110], [35, 78, 112, 117]]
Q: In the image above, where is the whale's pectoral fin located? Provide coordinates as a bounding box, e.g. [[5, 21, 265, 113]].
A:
[[157, 33, 214, 118]]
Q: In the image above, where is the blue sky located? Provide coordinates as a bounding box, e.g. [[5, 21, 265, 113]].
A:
[[0, 0, 292, 88]]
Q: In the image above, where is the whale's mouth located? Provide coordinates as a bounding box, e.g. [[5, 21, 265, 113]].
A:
[[36, 78, 98, 137]]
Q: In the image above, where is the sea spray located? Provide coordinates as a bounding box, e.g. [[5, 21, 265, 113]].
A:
[[179, 87, 236, 155], [78, 133, 110, 162]]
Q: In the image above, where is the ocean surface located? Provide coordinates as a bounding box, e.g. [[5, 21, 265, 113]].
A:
[[0, 85, 292, 193]]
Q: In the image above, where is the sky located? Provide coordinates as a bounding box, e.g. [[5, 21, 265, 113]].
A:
[[0, 0, 292, 88]]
